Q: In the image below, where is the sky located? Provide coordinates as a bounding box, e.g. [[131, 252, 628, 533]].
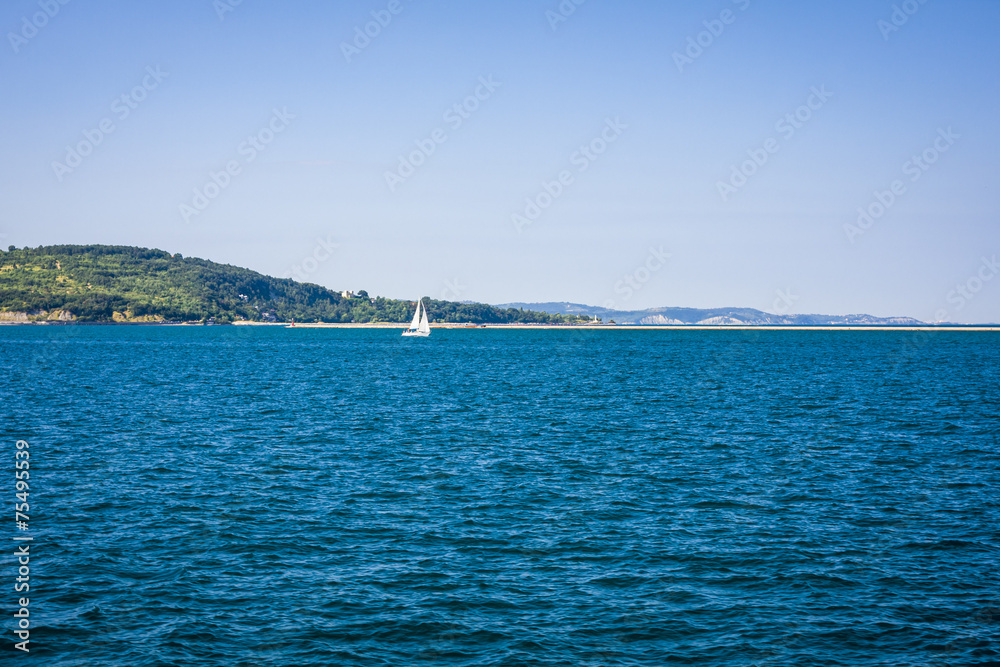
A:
[[1, 0, 998, 322]]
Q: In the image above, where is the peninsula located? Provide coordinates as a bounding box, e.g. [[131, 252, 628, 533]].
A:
[[0, 245, 585, 325]]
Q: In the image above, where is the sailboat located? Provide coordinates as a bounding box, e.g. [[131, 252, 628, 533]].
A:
[[402, 298, 431, 337]]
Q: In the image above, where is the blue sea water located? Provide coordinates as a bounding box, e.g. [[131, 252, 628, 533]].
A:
[[2, 325, 999, 666]]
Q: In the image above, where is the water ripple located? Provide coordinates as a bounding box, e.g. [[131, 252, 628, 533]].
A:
[[2, 327, 998, 665]]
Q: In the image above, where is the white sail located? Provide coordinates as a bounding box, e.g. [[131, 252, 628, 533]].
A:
[[409, 300, 422, 330], [417, 299, 430, 334], [402, 298, 430, 336]]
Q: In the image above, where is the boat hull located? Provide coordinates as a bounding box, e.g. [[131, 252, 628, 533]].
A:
[[401, 330, 430, 337]]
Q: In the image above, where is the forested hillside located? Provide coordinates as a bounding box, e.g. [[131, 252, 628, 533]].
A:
[[0, 245, 583, 324]]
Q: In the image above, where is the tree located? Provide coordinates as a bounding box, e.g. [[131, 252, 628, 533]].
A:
[[0, 245, 585, 325]]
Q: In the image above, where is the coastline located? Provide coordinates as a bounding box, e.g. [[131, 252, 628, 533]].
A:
[[255, 322, 1000, 332], [2, 320, 996, 331]]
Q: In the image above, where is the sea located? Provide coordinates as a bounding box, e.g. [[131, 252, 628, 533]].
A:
[[2, 325, 998, 666]]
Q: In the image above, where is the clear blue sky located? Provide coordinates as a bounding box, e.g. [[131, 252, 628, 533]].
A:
[[2, 0, 998, 322]]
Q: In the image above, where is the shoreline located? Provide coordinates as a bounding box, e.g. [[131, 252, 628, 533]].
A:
[[2, 321, 997, 331], [281, 323, 1000, 331], [0, 319, 1000, 332]]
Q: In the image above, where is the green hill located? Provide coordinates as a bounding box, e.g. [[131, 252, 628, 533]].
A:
[[0, 245, 584, 325]]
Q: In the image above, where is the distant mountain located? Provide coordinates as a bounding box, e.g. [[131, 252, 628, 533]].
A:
[[496, 302, 926, 326], [0, 245, 587, 325]]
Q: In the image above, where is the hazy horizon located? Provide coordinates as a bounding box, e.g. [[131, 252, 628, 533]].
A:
[[2, 1, 998, 323]]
